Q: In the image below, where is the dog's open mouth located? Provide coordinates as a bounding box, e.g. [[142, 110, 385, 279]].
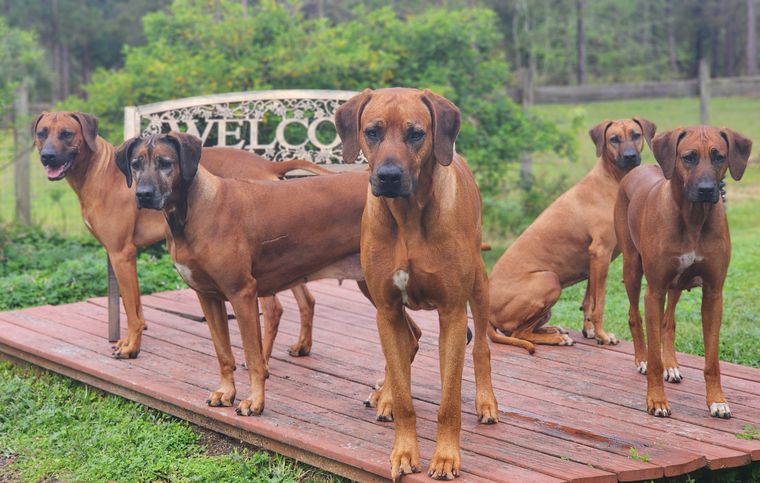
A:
[[44, 160, 73, 180]]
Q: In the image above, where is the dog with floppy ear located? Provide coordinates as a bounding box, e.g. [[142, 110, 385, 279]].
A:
[[336, 87, 498, 481], [488, 118, 656, 352], [31, 111, 329, 361], [114, 131, 368, 417], [615, 125, 751, 418]]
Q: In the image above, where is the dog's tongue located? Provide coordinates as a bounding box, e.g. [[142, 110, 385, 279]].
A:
[[46, 164, 67, 179]]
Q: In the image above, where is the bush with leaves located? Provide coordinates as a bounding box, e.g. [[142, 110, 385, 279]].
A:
[[0, 17, 46, 116], [62, 0, 575, 209]]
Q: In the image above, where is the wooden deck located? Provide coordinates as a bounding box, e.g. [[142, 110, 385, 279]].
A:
[[0, 281, 758, 482]]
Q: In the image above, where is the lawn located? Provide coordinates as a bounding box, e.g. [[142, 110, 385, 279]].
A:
[[0, 95, 759, 481]]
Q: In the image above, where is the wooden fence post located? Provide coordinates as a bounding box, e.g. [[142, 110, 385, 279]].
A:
[[13, 82, 31, 226], [520, 68, 534, 190], [699, 58, 710, 125]]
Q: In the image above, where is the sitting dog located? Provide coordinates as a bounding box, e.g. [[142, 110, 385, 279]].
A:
[[488, 118, 656, 352], [614, 125, 751, 418], [336, 88, 498, 481], [115, 132, 367, 416], [31, 111, 326, 360]]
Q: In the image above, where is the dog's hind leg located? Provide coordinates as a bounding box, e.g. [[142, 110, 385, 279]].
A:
[[662, 289, 683, 383], [288, 284, 315, 357], [260, 295, 283, 375], [470, 260, 498, 424]]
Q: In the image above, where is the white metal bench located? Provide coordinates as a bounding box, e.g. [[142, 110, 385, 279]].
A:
[[109, 89, 362, 341]]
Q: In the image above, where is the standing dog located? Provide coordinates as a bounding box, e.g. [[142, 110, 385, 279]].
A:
[[488, 118, 656, 352], [31, 111, 326, 360], [614, 126, 751, 418], [336, 88, 498, 481], [115, 132, 368, 416]]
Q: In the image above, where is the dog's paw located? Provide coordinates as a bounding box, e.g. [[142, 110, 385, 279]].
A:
[[287, 339, 311, 357], [235, 397, 264, 416], [709, 402, 732, 419], [206, 388, 235, 407], [428, 444, 460, 480], [111, 338, 141, 359], [365, 382, 394, 422], [390, 437, 421, 482], [595, 332, 618, 345], [637, 360, 647, 374], [663, 367, 683, 383], [476, 395, 499, 425], [558, 334, 574, 346], [647, 395, 671, 417]]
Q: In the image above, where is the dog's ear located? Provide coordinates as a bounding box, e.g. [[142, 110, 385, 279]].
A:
[[589, 120, 612, 158], [335, 88, 373, 164], [720, 128, 752, 181], [30, 111, 48, 145], [421, 89, 461, 166], [633, 117, 657, 152], [652, 128, 687, 180], [69, 112, 99, 152], [114, 137, 142, 188], [166, 131, 203, 183]]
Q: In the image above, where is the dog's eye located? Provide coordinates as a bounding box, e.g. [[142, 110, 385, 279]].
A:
[[711, 149, 726, 164], [609, 135, 620, 144], [130, 158, 142, 170], [681, 152, 698, 165], [158, 159, 173, 170], [364, 127, 380, 141], [37, 130, 47, 140], [631, 132, 641, 140], [407, 129, 425, 143], [59, 130, 74, 140]]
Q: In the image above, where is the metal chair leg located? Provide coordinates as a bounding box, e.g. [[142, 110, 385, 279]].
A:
[[107, 255, 120, 342]]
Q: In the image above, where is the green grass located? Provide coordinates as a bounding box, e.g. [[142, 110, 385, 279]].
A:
[[0, 361, 340, 483]]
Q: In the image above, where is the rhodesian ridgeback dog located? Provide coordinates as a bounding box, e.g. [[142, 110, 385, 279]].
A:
[[31, 111, 328, 361], [336, 88, 498, 481], [115, 132, 368, 416], [488, 118, 656, 352], [615, 125, 751, 418]]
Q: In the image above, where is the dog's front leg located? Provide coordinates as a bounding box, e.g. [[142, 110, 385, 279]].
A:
[[108, 244, 146, 359], [229, 279, 267, 416], [377, 304, 420, 481], [585, 242, 618, 345], [429, 305, 468, 480], [702, 284, 731, 418], [197, 293, 236, 407], [644, 285, 670, 417]]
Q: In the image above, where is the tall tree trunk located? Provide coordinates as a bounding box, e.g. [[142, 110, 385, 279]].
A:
[[61, 44, 71, 98], [748, 0, 757, 75], [576, 0, 586, 85], [726, 5, 737, 77], [667, 0, 678, 74]]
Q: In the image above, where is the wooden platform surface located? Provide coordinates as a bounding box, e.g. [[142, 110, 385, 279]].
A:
[[0, 280, 758, 482]]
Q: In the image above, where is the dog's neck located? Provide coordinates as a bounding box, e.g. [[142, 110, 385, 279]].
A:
[[668, 175, 719, 245], [379, 157, 449, 237], [65, 136, 113, 197], [163, 166, 217, 239], [598, 154, 629, 183]]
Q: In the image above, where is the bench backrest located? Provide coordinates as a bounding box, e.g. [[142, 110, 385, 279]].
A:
[[123, 89, 364, 170]]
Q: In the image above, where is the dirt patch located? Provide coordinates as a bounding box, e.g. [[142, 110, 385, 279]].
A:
[[191, 423, 256, 457], [0, 456, 21, 483]]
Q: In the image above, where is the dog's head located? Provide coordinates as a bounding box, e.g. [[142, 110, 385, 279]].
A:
[[31, 111, 99, 180], [335, 87, 460, 198], [652, 126, 752, 204], [589, 118, 656, 174], [114, 132, 202, 210]]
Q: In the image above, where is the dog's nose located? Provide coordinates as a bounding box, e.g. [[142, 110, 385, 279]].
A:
[[622, 149, 639, 165], [136, 186, 155, 202], [40, 149, 56, 165], [697, 181, 717, 201], [377, 164, 403, 187]]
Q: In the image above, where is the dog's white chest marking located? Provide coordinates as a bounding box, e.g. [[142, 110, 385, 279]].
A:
[[174, 262, 196, 288], [83, 218, 93, 232], [393, 270, 410, 304], [674, 251, 704, 283]]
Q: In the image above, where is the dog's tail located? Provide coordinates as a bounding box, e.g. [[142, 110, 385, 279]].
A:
[[487, 325, 535, 354], [273, 159, 335, 178]]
